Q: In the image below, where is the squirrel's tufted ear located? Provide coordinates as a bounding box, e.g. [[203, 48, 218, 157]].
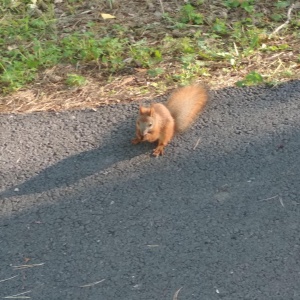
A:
[[140, 105, 153, 116], [139, 106, 146, 114]]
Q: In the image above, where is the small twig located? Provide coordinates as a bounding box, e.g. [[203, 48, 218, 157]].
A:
[[158, 0, 165, 14], [3, 297, 30, 299], [258, 195, 278, 202], [271, 59, 283, 75], [279, 197, 285, 207], [258, 195, 285, 207], [12, 263, 44, 270], [0, 275, 18, 283], [79, 279, 105, 288], [233, 42, 239, 56], [269, 3, 295, 38], [107, 0, 114, 9], [80, 10, 92, 15], [193, 138, 201, 150], [173, 287, 183, 300], [3, 290, 31, 299], [265, 52, 284, 61], [167, 24, 202, 29]]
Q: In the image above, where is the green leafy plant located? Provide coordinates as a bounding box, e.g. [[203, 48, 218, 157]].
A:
[[225, 0, 240, 8], [98, 37, 127, 70], [271, 13, 283, 22], [225, 0, 255, 13], [236, 71, 264, 87], [232, 22, 267, 54], [275, 1, 290, 9], [147, 68, 165, 77], [172, 54, 208, 84], [66, 74, 87, 86], [130, 40, 162, 67], [180, 4, 204, 25], [179, 37, 196, 54], [212, 18, 228, 35], [60, 34, 127, 70], [261, 44, 290, 52]]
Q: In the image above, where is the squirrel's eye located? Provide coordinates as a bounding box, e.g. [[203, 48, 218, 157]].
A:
[[148, 123, 152, 127]]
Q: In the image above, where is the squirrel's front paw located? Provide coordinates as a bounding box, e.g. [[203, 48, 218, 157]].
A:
[[153, 145, 164, 157], [132, 137, 141, 145]]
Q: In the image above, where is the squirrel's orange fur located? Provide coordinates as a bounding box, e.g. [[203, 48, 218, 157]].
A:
[[132, 84, 208, 156]]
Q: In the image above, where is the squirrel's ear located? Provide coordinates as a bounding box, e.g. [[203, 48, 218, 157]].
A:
[[139, 106, 145, 114]]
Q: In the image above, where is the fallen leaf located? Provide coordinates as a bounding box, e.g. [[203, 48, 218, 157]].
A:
[[101, 13, 116, 19]]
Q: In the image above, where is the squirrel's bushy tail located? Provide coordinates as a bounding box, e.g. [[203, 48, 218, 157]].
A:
[[166, 84, 208, 133]]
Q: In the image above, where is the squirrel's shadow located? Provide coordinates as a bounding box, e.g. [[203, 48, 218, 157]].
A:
[[0, 116, 153, 199]]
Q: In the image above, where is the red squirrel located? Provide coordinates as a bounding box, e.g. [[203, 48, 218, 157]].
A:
[[132, 84, 208, 156]]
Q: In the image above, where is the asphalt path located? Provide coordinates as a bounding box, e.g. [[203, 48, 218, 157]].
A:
[[1, 80, 300, 299]]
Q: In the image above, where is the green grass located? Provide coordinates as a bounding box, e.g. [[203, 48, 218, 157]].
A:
[[0, 0, 299, 96], [66, 74, 87, 86]]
